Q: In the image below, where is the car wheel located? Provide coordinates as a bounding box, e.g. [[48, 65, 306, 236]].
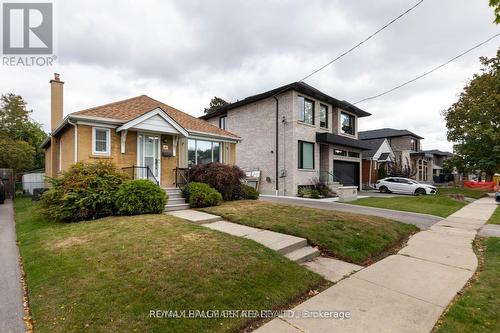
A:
[[379, 186, 390, 193], [414, 188, 426, 196]]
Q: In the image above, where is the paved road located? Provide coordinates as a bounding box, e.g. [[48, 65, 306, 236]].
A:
[[0, 200, 25, 333], [260, 196, 442, 229], [255, 197, 497, 333]]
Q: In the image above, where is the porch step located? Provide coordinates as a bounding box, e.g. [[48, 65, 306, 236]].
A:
[[166, 197, 186, 205], [164, 203, 190, 212], [285, 246, 321, 263]]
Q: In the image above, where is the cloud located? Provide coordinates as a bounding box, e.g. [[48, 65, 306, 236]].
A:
[[1, 0, 498, 153]]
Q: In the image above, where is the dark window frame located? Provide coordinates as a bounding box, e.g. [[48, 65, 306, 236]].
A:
[[319, 104, 328, 128], [298, 140, 315, 169], [219, 116, 227, 129], [340, 112, 355, 135], [302, 98, 315, 125]]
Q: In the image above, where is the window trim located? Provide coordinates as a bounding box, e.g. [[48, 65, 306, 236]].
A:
[[219, 116, 227, 130], [319, 104, 328, 128], [298, 140, 315, 170], [298, 96, 315, 125], [92, 127, 111, 156], [340, 111, 355, 136], [188, 139, 222, 165]]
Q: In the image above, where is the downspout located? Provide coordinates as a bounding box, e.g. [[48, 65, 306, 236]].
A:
[[273, 95, 279, 196], [369, 159, 372, 187], [68, 119, 78, 163]]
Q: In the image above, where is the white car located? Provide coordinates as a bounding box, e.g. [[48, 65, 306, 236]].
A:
[[374, 177, 437, 195]]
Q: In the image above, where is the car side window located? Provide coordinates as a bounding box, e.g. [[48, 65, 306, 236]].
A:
[[385, 178, 395, 182]]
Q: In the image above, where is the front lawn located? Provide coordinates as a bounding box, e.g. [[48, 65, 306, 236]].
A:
[[14, 198, 326, 333], [435, 237, 500, 333], [200, 200, 418, 265], [350, 195, 465, 218], [487, 206, 500, 224], [436, 187, 489, 199]]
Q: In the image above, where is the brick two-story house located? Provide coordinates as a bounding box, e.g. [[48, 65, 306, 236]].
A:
[[200, 82, 371, 195]]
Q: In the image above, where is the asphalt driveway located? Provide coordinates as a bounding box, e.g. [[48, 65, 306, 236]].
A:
[[0, 200, 25, 333], [260, 196, 442, 229]]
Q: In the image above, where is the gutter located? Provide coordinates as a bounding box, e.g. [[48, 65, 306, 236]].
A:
[[67, 118, 78, 162], [273, 95, 279, 196]]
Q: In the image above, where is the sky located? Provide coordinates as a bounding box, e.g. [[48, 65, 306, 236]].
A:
[[1, 0, 498, 151]]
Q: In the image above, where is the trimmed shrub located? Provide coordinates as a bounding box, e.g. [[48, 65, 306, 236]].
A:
[[39, 161, 128, 222], [185, 182, 222, 208], [244, 185, 259, 200], [116, 179, 167, 215], [189, 163, 245, 201]]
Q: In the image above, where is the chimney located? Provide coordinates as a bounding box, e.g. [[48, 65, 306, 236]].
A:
[[50, 73, 64, 131]]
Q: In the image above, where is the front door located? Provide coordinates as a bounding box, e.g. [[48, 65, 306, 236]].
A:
[[138, 134, 160, 181]]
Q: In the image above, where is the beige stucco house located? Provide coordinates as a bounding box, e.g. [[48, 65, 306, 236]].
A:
[[200, 82, 371, 196], [42, 74, 239, 189]]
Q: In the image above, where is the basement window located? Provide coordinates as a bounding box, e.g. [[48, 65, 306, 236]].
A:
[[92, 127, 111, 155]]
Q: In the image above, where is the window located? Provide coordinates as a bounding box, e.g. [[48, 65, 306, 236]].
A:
[[411, 138, 418, 151], [219, 116, 227, 129], [348, 151, 360, 158], [188, 139, 222, 165], [334, 149, 347, 156], [92, 127, 110, 155], [340, 112, 355, 135], [320, 104, 328, 128], [298, 141, 315, 169], [297, 96, 314, 125]]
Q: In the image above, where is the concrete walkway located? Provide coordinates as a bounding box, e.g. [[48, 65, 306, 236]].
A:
[[0, 200, 26, 333], [479, 223, 500, 237], [260, 196, 442, 229], [255, 197, 497, 333]]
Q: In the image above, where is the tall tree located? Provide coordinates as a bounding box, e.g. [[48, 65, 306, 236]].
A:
[[490, 0, 500, 24], [0, 94, 47, 171], [204, 96, 229, 114], [442, 50, 500, 177]]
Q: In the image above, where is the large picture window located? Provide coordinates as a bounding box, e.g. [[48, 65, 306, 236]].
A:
[[297, 96, 315, 125], [298, 141, 315, 169], [320, 104, 328, 128], [340, 112, 355, 135], [188, 139, 221, 165]]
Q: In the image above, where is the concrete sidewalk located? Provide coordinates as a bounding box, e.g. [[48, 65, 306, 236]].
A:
[[260, 195, 442, 229], [255, 197, 497, 333], [0, 200, 26, 333]]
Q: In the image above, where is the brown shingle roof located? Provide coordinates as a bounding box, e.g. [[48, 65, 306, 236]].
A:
[[72, 95, 239, 138]]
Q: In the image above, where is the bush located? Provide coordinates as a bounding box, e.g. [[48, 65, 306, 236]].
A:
[[189, 163, 245, 201], [185, 182, 222, 208], [244, 185, 259, 200], [39, 161, 128, 222], [115, 180, 167, 216]]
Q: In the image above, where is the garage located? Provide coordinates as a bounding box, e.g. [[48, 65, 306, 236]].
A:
[[333, 161, 360, 189]]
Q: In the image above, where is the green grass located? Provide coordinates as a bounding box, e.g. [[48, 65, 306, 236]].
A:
[[436, 237, 500, 333], [436, 187, 490, 199], [14, 198, 326, 333], [200, 200, 418, 265], [487, 206, 500, 224], [350, 195, 466, 218]]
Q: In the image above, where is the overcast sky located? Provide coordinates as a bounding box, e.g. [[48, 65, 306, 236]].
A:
[[1, 0, 498, 151]]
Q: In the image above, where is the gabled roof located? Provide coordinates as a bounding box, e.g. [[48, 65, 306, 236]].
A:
[[422, 149, 453, 156], [72, 95, 239, 138], [359, 128, 424, 140], [361, 138, 386, 158], [200, 82, 371, 120]]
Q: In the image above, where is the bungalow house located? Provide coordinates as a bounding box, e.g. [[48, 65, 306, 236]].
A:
[[41, 74, 240, 210], [200, 82, 371, 195]]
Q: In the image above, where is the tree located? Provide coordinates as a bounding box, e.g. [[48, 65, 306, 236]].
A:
[[387, 161, 416, 178], [204, 96, 229, 114], [442, 50, 500, 177], [490, 0, 500, 24], [0, 94, 47, 171]]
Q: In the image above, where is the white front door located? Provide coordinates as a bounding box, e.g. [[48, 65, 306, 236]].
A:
[[138, 134, 160, 181]]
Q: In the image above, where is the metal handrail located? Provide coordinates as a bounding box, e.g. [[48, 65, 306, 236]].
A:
[[122, 166, 159, 185], [317, 170, 341, 184], [174, 167, 190, 187]]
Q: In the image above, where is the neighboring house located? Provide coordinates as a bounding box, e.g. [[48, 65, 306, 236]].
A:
[[358, 128, 431, 182], [414, 149, 454, 183], [361, 138, 395, 186], [42, 74, 239, 189], [200, 82, 371, 195]]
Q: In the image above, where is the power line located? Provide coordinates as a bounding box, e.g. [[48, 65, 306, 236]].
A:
[[354, 33, 500, 104], [299, 0, 424, 82]]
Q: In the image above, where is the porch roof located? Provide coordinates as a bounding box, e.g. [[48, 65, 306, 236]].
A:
[[316, 132, 371, 150]]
